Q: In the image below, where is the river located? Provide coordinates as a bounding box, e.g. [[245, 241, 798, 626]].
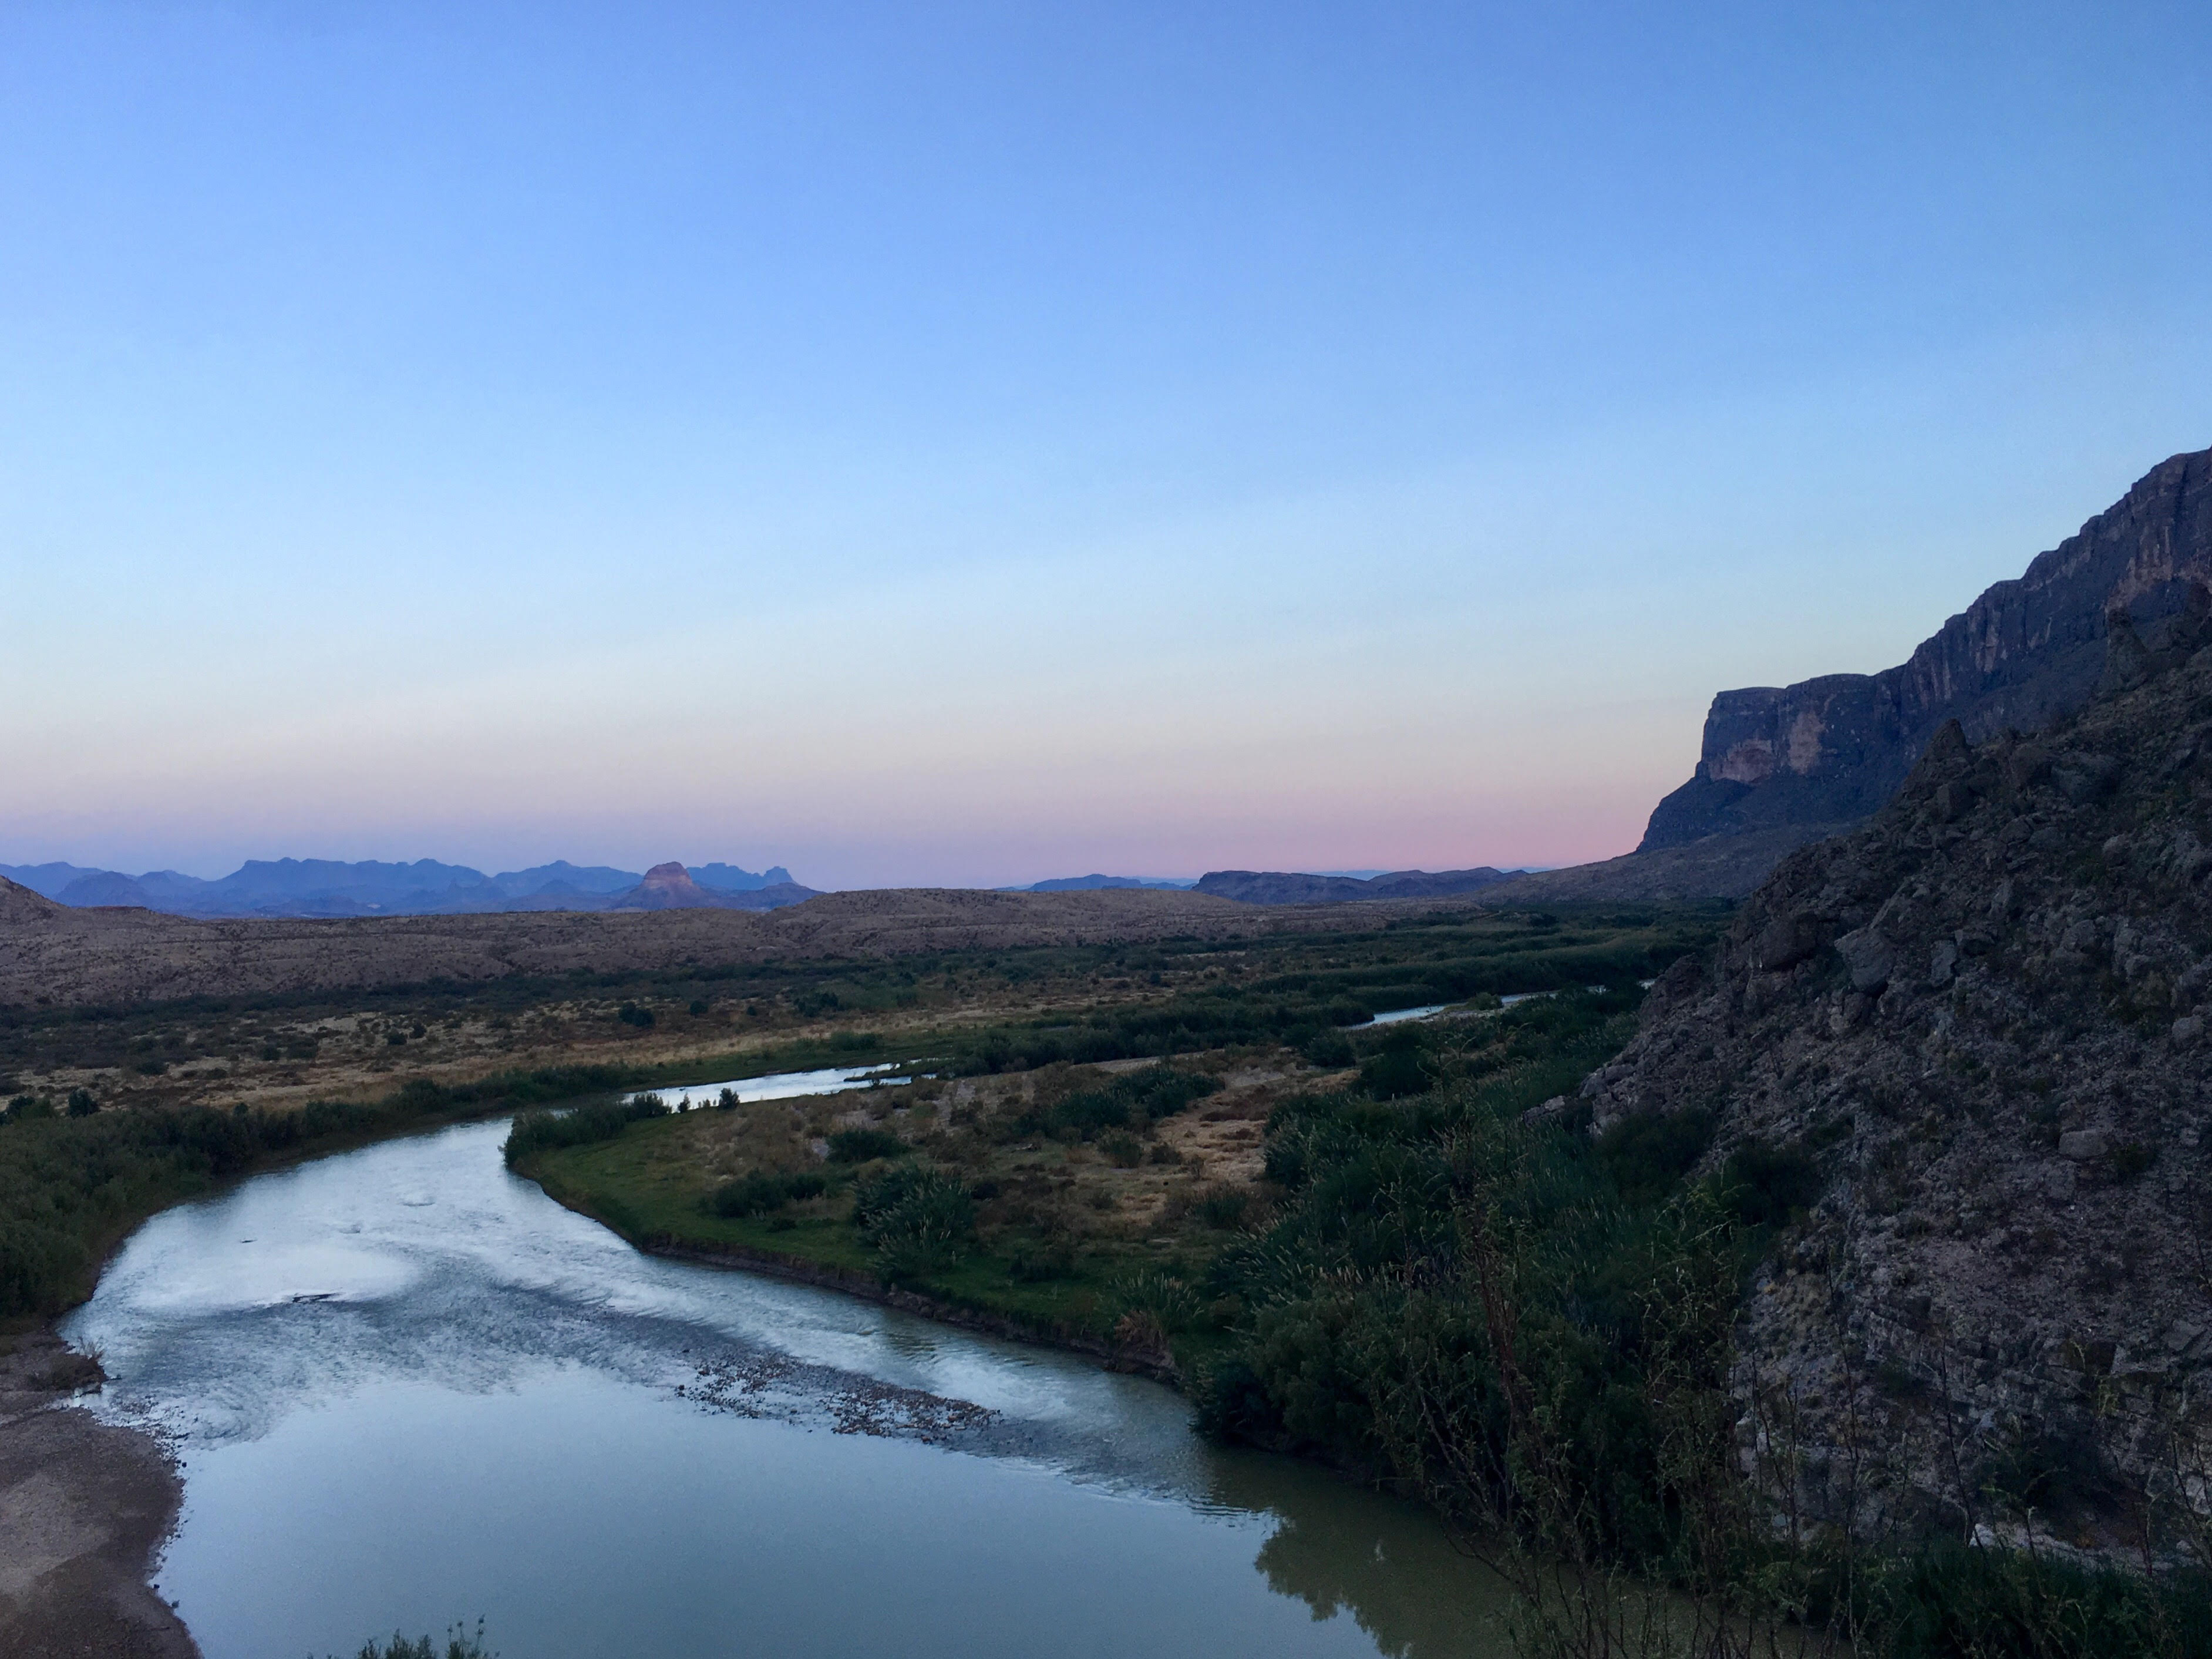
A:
[[63, 1105, 1512, 1659]]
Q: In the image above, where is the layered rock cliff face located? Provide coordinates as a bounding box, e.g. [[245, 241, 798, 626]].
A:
[[1584, 597, 2212, 1546], [1642, 446, 2212, 852]]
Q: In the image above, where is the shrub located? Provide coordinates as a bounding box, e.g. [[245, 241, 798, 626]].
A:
[[1197, 1184, 1251, 1228], [1100, 1130, 1144, 1168], [322, 1621, 494, 1659], [708, 1169, 829, 1217], [503, 1095, 669, 1165], [1864, 1540, 2212, 1659], [826, 1126, 907, 1163], [1116, 1268, 1203, 1330], [854, 1163, 975, 1275], [1007, 1240, 1076, 1282], [1299, 1029, 1356, 1068], [1019, 1065, 1220, 1142], [65, 1089, 99, 1118], [1716, 1137, 1823, 1227], [1355, 1029, 1432, 1099], [1596, 1106, 1715, 1206], [616, 1003, 654, 1029]]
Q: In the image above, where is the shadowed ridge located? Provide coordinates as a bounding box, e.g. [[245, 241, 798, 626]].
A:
[[0, 875, 68, 925]]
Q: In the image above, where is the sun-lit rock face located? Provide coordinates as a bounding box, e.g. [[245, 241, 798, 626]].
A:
[[621, 862, 713, 908], [1641, 446, 2212, 851]]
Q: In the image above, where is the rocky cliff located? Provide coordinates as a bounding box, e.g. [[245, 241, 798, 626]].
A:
[[1642, 446, 2212, 852], [1581, 593, 2212, 1548]]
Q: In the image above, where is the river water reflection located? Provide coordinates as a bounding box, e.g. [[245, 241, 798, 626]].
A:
[[66, 1112, 1511, 1659]]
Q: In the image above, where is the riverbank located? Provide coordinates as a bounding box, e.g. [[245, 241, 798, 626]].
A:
[[518, 1125, 1218, 1391], [0, 1328, 196, 1658], [506, 1050, 1305, 1393], [645, 1236, 1182, 1384]]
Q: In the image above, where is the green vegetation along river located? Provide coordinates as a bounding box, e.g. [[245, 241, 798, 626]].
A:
[[63, 1106, 1514, 1658]]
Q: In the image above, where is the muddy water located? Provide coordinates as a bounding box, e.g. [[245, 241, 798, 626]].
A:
[[65, 1108, 1511, 1659]]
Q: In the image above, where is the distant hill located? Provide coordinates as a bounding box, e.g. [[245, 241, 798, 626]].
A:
[[0, 855, 813, 918], [0, 862, 110, 900], [610, 863, 820, 911], [55, 871, 158, 908], [692, 862, 796, 892], [1019, 874, 1197, 893], [486, 861, 641, 899], [1196, 867, 1516, 904]]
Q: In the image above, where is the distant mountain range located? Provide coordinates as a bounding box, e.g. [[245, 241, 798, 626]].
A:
[[0, 857, 814, 918]]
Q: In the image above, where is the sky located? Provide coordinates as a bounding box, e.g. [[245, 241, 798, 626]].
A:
[[4, 1, 2209, 890]]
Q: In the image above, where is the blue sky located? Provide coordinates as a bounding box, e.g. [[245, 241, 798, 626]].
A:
[[4, 1, 2208, 888]]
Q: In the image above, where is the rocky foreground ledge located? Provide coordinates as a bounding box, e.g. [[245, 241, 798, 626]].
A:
[[0, 1330, 196, 1658]]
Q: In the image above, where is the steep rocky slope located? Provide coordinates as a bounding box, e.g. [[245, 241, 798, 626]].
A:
[[1642, 445, 2212, 852], [1584, 594, 2212, 1543]]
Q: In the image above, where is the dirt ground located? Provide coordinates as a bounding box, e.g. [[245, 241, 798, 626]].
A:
[[0, 1330, 196, 1659]]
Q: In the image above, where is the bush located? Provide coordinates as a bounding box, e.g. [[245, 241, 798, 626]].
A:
[[826, 1126, 907, 1163], [503, 1095, 669, 1165], [1115, 1268, 1203, 1330], [1354, 1029, 1431, 1100], [708, 1169, 829, 1217], [1099, 1130, 1144, 1168], [1596, 1106, 1715, 1206], [1865, 1540, 2212, 1659], [1716, 1137, 1823, 1227], [322, 1621, 494, 1659], [1299, 1029, 1356, 1068], [1016, 1065, 1220, 1142], [853, 1163, 975, 1275], [65, 1089, 99, 1118], [616, 1003, 654, 1029], [1006, 1240, 1076, 1281], [1197, 1184, 1252, 1228]]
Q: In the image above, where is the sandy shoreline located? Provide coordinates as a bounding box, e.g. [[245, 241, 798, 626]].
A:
[[0, 1328, 196, 1658]]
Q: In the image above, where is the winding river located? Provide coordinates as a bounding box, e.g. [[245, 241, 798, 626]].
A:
[[63, 1105, 1511, 1658]]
